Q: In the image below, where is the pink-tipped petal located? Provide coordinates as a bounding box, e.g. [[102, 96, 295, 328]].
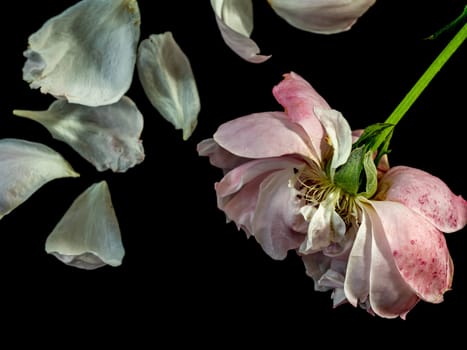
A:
[[376, 166, 467, 233], [370, 200, 453, 304], [214, 111, 316, 160], [272, 72, 329, 161]]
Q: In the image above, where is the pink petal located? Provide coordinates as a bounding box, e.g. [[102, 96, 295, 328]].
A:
[[251, 168, 306, 259], [215, 157, 306, 258], [215, 157, 304, 200], [272, 72, 329, 161], [376, 166, 467, 233], [197, 138, 249, 172], [214, 111, 316, 160], [365, 202, 421, 319], [220, 173, 264, 237], [370, 200, 453, 304]]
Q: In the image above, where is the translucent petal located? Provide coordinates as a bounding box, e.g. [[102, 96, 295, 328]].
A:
[[211, 0, 270, 63], [137, 32, 200, 140], [22, 0, 141, 106], [45, 181, 124, 270], [13, 96, 145, 173], [0, 138, 79, 220]]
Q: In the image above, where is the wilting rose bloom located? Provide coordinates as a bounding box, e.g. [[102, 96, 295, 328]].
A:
[[211, 0, 376, 63], [198, 72, 467, 318]]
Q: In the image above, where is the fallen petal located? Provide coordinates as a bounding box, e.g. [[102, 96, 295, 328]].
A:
[[0, 138, 79, 220], [22, 0, 140, 106], [45, 181, 124, 270], [211, 0, 270, 63], [269, 0, 376, 34], [137, 32, 200, 140], [13, 96, 145, 173]]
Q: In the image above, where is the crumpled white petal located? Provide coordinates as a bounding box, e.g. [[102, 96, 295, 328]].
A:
[[314, 107, 353, 179], [211, 0, 270, 63], [299, 192, 346, 254], [0, 138, 79, 220], [269, 0, 376, 34], [45, 181, 124, 270], [13, 96, 145, 173], [137, 32, 200, 140], [22, 0, 141, 106]]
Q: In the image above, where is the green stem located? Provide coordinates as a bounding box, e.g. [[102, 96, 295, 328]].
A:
[[371, 18, 467, 152]]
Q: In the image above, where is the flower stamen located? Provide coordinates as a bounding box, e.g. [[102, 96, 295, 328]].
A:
[[293, 162, 358, 225]]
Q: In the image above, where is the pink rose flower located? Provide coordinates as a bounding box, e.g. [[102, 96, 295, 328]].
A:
[[198, 71, 467, 318]]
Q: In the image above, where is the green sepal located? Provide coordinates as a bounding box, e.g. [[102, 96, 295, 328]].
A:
[[352, 123, 394, 150], [360, 151, 378, 198], [352, 122, 394, 166], [334, 146, 365, 196], [426, 5, 467, 40]]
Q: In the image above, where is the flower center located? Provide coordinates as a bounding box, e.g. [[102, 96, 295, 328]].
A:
[[292, 161, 359, 226]]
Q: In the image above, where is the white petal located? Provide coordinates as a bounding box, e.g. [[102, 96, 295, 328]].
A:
[[13, 96, 145, 173], [269, 0, 376, 34], [344, 204, 372, 307], [314, 108, 353, 179], [0, 138, 79, 220], [137, 32, 200, 140], [299, 192, 346, 254], [211, 0, 270, 63], [45, 181, 124, 270], [22, 0, 140, 106]]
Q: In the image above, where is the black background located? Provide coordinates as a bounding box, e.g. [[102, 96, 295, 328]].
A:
[[1, 0, 466, 344]]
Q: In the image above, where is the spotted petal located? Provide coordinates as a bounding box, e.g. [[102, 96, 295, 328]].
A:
[[137, 32, 200, 140], [376, 166, 467, 233], [13, 96, 145, 173], [0, 138, 79, 220], [370, 200, 453, 304], [45, 181, 124, 270], [22, 0, 140, 106]]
